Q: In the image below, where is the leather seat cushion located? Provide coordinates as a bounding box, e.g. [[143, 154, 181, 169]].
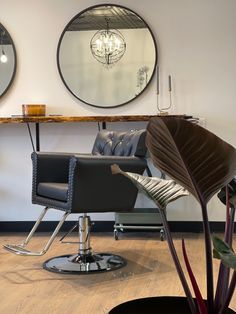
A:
[[37, 182, 68, 202]]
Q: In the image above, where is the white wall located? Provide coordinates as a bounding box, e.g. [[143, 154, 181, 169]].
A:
[[0, 0, 236, 222]]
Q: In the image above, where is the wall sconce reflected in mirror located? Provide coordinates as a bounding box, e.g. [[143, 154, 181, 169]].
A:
[[0, 49, 8, 63], [90, 17, 126, 67], [0, 30, 8, 63]]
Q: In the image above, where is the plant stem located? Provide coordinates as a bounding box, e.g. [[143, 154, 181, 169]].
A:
[[219, 271, 236, 314], [214, 264, 228, 313], [222, 206, 235, 301], [214, 187, 230, 314], [182, 239, 207, 314], [227, 206, 235, 247], [214, 194, 235, 313], [201, 203, 214, 313], [223, 187, 235, 247], [159, 209, 197, 314]]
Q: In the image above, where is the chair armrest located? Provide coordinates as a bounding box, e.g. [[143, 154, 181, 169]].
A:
[[67, 154, 147, 212], [73, 154, 147, 170], [31, 152, 76, 183], [72, 154, 147, 179]]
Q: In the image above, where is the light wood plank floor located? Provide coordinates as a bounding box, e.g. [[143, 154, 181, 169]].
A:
[[0, 232, 235, 314]]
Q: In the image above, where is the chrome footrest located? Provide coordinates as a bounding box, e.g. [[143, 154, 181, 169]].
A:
[[3, 244, 44, 256], [3, 209, 70, 257]]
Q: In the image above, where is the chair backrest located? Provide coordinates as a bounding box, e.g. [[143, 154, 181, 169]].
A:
[[92, 129, 147, 157]]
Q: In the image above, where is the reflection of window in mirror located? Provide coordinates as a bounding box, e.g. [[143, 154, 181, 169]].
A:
[[0, 24, 17, 97], [57, 4, 157, 108]]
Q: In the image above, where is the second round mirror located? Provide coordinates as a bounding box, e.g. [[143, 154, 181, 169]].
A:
[[57, 4, 157, 108]]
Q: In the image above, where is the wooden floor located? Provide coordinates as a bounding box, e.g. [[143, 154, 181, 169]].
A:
[[0, 232, 235, 313]]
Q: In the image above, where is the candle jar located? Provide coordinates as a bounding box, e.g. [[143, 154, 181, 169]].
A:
[[22, 104, 46, 116]]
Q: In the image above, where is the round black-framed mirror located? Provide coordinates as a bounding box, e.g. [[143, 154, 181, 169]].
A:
[[0, 23, 17, 98], [57, 4, 158, 108]]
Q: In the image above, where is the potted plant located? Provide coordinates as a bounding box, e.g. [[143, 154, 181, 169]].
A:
[[110, 117, 236, 314]]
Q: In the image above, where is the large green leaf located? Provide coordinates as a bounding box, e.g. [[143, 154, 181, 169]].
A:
[[213, 235, 236, 269], [111, 164, 189, 209], [146, 117, 236, 205]]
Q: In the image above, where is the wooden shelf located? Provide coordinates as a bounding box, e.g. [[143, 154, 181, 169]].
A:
[[0, 114, 190, 151], [0, 114, 186, 124]]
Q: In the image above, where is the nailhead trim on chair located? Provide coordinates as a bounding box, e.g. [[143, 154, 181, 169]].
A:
[[67, 156, 77, 212]]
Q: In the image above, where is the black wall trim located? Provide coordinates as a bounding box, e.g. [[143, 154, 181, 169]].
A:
[[0, 221, 114, 233], [0, 221, 230, 233]]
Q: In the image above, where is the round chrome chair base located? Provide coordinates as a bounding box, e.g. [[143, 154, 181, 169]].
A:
[[43, 253, 126, 274]]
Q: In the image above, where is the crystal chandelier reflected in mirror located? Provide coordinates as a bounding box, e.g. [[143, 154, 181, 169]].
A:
[[90, 18, 126, 67]]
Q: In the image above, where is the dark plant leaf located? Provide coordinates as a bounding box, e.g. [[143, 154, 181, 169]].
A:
[[213, 235, 236, 269], [217, 178, 236, 207], [146, 117, 236, 205], [111, 164, 189, 210]]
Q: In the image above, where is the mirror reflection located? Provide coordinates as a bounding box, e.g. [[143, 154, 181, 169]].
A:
[[0, 23, 16, 97], [57, 4, 157, 108]]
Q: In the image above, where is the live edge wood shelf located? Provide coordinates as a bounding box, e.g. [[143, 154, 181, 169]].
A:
[[0, 114, 184, 124], [0, 114, 186, 151]]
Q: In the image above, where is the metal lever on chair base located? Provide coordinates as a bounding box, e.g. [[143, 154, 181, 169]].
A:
[[3, 207, 69, 256], [43, 214, 126, 274]]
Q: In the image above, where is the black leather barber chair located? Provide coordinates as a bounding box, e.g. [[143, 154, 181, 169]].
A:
[[4, 130, 147, 274]]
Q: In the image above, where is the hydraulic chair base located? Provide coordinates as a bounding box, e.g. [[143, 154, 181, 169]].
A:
[[43, 252, 126, 274], [3, 208, 127, 274]]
